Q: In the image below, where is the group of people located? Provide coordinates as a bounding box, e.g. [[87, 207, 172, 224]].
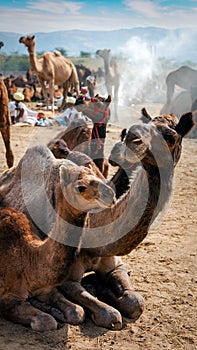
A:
[[8, 91, 48, 126]]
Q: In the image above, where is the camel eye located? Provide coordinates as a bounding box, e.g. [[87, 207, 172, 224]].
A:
[[132, 137, 142, 144], [77, 185, 86, 193]]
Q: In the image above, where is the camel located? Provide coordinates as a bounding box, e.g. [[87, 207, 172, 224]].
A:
[[0, 145, 115, 331], [0, 111, 194, 330], [74, 94, 111, 177], [75, 64, 92, 88], [19, 35, 79, 111], [48, 138, 105, 181], [54, 117, 92, 156], [96, 49, 121, 121], [58, 110, 194, 328], [0, 77, 14, 168], [160, 66, 197, 114]]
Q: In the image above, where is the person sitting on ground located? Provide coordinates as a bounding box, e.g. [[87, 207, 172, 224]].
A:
[[8, 92, 44, 126]]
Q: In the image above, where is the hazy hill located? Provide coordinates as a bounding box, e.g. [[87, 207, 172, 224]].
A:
[[0, 27, 197, 62]]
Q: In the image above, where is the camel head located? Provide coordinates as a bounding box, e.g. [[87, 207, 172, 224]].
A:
[[0, 41, 4, 50], [59, 163, 116, 212], [19, 35, 35, 51], [48, 139, 70, 159], [96, 49, 111, 60], [110, 111, 195, 169]]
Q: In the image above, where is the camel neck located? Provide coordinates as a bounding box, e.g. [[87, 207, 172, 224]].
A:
[[83, 163, 174, 256]]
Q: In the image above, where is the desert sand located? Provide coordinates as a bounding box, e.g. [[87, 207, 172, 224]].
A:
[[0, 103, 196, 350]]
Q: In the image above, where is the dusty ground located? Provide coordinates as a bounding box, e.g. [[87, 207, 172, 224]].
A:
[[0, 103, 196, 350]]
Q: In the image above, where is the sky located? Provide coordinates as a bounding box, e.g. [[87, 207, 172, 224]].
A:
[[1, 0, 197, 33]]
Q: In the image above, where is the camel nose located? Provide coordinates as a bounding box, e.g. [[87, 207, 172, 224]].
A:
[[98, 183, 116, 206]]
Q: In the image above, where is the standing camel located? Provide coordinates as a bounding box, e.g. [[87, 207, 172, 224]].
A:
[[96, 49, 120, 121], [0, 77, 14, 168], [160, 66, 197, 114], [19, 35, 79, 111]]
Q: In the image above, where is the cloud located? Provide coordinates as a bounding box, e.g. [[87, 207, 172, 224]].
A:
[[124, 0, 161, 18], [27, 0, 83, 15]]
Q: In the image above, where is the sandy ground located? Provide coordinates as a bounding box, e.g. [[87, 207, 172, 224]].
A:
[[0, 103, 196, 350]]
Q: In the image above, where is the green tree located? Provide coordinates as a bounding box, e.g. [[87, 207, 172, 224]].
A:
[[80, 51, 91, 58]]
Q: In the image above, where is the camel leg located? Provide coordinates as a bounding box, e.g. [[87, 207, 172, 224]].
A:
[[60, 81, 70, 111], [49, 80, 55, 113], [1, 128, 14, 168], [113, 84, 119, 121], [1, 298, 57, 331], [92, 257, 144, 321], [60, 281, 122, 330], [36, 288, 85, 325]]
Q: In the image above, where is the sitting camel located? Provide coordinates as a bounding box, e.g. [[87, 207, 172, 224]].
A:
[[0, 146, 115, 331], [58, 110, 194, 329], [0, 112, 194, 330], [0, 77, 14, 168]]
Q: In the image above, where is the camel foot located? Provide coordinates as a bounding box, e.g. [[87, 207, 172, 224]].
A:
[[116, 291, 144, 321], [31, 313, 58, 332], [90, 304, 122, 330], [63, 304, 85, 325]]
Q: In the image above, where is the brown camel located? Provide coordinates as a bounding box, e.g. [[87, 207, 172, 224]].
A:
[[0, 146, 115, 331], [58, 110, 194, 328], [160, 66, 197, 114], [96, 49, 121, 121], [19, 35, 79, 111], [0, 112, 194, 330], [0, 77, 14, 168], [48, 138, 105, 181], [74, 94, 111, 177]]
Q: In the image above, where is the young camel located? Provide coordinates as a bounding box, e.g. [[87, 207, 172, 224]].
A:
[[0, 112, 194, 330], [0, 146, 115, 331], [19, 35, 79, 111], [0, 77, 14, 168]]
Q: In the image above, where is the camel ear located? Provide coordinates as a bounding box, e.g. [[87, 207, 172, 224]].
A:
[[175, 112, 195, 137], [141, 107, 152, 122], [60, 164, 76, 185], [120, 128, 127, 141]]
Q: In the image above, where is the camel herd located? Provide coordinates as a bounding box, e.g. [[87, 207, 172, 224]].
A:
[[0, 36, 196, 332]]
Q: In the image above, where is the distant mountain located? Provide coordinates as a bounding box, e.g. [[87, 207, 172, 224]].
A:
[[0, 27, 197, 62]]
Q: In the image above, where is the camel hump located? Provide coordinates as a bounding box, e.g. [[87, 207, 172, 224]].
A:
[[0, 207, 31, 244], [53, 51, 62, 57]]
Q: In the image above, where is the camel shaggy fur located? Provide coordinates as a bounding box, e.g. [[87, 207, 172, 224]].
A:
[[0, 146, 115, 331], [19, 35, 79, 111], [0, 77, 14, 168]]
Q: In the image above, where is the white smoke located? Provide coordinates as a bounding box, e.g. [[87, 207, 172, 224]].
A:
[[119, 36, 159, 106]]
